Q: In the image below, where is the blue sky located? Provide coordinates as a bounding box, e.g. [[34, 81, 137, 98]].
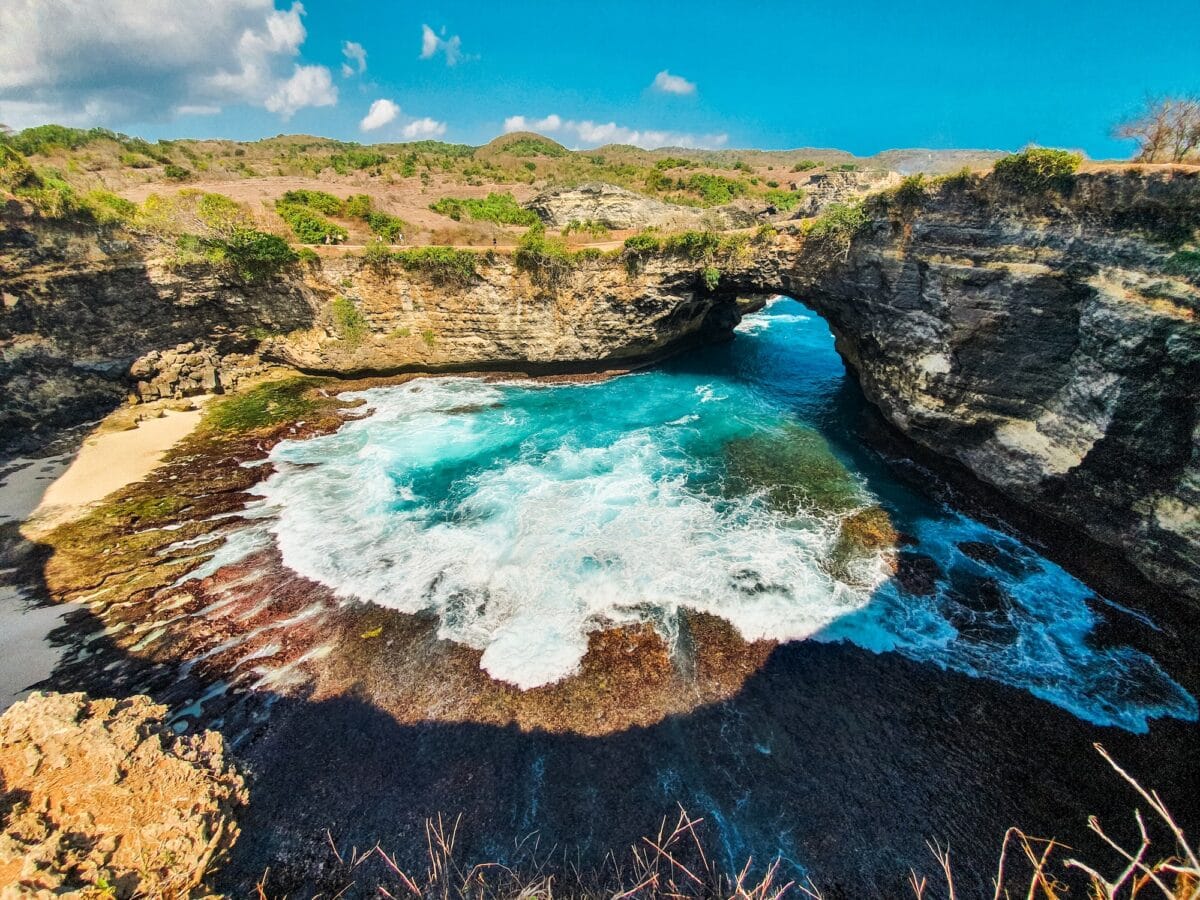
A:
[[2, 0, 1197, 157]]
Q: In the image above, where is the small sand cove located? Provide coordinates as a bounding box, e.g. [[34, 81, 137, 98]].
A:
[[16, 398, 211, 537]]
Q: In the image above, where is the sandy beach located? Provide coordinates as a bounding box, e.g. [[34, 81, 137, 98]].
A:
[[19, 399, 210, 537], [0, 399, 210, 710]]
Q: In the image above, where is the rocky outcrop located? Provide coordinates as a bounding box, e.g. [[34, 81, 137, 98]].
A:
[[0, 215, 314, 450], [793, 171, 1200, 601], [129, 342, 269, 402], [790, 169, 902, 217], [0, 691, 246, 898], [528, 182, 760, 230]]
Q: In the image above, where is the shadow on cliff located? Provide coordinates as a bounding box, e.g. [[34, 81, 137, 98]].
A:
[[0, 213, 318, 459]]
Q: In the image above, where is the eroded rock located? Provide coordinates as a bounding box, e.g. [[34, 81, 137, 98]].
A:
[[0, 691, 246, 899]]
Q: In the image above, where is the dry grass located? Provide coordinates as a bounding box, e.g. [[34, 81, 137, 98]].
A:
[[890, 743, 1199, 900], [254, 745, 1196, 900]]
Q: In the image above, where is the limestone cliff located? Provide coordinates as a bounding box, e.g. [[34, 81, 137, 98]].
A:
[[796, 170, 1200, 602]]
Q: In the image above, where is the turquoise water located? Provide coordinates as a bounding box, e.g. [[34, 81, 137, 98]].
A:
[[258, 298, 1197, 732]]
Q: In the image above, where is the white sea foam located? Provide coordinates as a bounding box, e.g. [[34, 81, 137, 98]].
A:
[[258, 378, 884, 689]]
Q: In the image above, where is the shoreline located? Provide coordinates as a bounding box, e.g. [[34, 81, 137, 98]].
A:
[[17, 398, 211, 539]]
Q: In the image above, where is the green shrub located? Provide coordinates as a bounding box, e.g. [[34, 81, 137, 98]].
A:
[[806, 202, 869, 241], [343, 193, 373, 218], [16, 167, 77, 217], [0, 144, 38, 192], [163, 163, 192, 181], [661, 229, 723, 260], [682, 173, 750, 206], [394, 246, 478, 285], [362, 240, 393, 267], [753, 223, 778, 244], [331, 296, 368, 344], [623, 231, 662, 254], [275, 200, 348, 244], [514, 223, 580, 281], [701, 266, 721, 291], [763, 188, 806, 211], [891, 174, 928, 210], [498, 137, 568, 158], [297, 247, 320, 265], [365, 210, 409, 241], [563, 219, 610, 239], [429, 192, 538, 226], [80, 190, 137, 225], [281, 189, 344, 215], [992, 147, 1081, 193], [329, 149, 388, 174], [216, 229, 298, 281], [197, 192, 250, 235], [791, 160, 819, 172], [938, 167, 976, 189], [655, 157, 695, 171]]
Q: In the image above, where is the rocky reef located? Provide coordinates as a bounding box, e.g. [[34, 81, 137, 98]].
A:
[[0, 691, 245, 897], [2, 168, 1197, 600]]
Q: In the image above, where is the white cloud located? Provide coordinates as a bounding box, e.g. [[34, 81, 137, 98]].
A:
[[419, 24, 464, 66], [265, 64, 337, 119], [502, 114, 562, 133], [402, 117, 447, 139], [175, 104, 223, 116], [0, 0, 337, 128], [341, 41, 367, 77], [360, 98, 400, 132], [502, 113, 726, 150], [651, 70, 696, 95]]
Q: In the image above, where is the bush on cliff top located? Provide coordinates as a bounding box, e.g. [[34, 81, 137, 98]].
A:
[[992, 146, 1081, 193], [274, 199, 348, 244], [430, 192, 539, 226], [393, 246, 479, 286]]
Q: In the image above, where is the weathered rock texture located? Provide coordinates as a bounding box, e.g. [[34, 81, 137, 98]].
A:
[[794, 171, 1200, 602], [791, 169, 903, 217], [0, 691, 246, 898], [0, 215, 312, 450], [2, 170, 1198, 600], [528, 181, 761, 230]]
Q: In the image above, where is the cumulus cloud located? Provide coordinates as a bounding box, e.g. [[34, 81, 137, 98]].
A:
[[266, 64, 337, 119], [651, 70, 696, 95], [502, 114, 726, 150], [419, 24, 464, 66], [341, 41, 367, 77], [360, 98, 400, 132], [403, 117, 447, 139], [0, 0, 337, 127], [502, 114, 562, 133]]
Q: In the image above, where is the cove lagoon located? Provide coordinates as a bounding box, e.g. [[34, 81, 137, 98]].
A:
[[209, 298, 1199, 895]]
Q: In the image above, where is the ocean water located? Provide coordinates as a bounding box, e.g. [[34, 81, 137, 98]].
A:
[[255, 298, 1197, 733]]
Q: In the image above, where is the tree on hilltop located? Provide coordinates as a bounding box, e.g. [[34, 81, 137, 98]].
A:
[[1114, 96, 1200, 163]]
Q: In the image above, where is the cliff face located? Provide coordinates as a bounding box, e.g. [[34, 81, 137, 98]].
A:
[[2, 171, 1198, 600], [0, 215, 313, 447], [795, 171, 1200, 601]]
